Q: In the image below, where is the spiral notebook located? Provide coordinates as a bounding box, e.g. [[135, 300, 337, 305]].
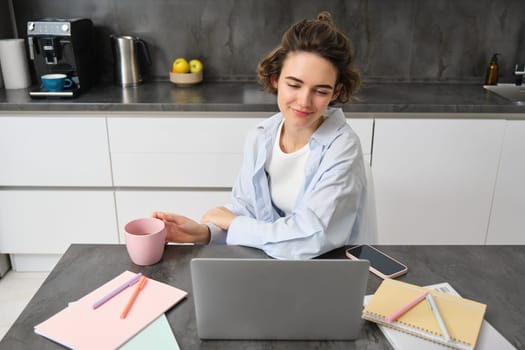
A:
[[362, 279, 486, 350], [364, 282, 516, 350]]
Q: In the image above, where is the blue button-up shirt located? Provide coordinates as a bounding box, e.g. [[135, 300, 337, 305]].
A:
[[210, 107, 368, 259]]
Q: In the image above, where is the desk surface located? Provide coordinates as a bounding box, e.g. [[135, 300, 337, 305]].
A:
[[1, 244, 524, 349]]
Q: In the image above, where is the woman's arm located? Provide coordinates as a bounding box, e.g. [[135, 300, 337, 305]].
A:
[[211, 130, 367, 259], [229, 159, 365, 259], [152, 211, 210, 244]]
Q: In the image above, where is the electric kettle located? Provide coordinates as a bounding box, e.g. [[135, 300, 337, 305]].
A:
[[110, 35, 151, 86]]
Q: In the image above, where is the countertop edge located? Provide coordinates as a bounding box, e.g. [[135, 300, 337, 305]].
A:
[[1, 82, 525, 117]]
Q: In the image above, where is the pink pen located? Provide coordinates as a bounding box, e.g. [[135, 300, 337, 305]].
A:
[[385, 290, 430, 323]]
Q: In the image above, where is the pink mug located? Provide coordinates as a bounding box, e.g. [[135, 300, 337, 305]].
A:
[[124, 217, 166, 265]]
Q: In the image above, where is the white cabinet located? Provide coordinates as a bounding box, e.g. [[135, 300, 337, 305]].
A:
[[486, 120, 525, 243], [0, 190, 118, 254], [108, 113, 374, 187], [107, 114, 267, 187], [115, 190, 231, 242], [0, 116, 112, 186], [107, 113, 265, 244], [0, 115, 115, 268], [372, 118, 505, 244], [3, 110, 524, 265], [345, 114, 374, 156]]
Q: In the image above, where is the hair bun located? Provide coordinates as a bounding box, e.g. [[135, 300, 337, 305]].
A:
[[317, 11, 334, 25]]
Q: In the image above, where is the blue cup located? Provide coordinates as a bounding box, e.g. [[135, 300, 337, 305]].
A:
[[41, 74, 73, 92]]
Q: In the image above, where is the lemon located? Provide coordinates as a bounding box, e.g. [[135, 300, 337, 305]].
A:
[[172, 58, 190, 73]]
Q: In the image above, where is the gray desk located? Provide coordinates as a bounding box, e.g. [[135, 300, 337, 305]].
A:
[[1, 244, 524, 349]]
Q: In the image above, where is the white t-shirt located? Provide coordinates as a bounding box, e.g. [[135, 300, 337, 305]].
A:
[[266, 121, 310, 215]]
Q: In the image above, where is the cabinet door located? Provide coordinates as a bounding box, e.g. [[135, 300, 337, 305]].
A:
[[345, 114, 373, 156], [0, 190, 118, 254], [487, 120, 525, 244], [115, 190, 232, 242], [0, 116, 112, 186], [108, 115, 265, 187], [372, 118, 504, 244]]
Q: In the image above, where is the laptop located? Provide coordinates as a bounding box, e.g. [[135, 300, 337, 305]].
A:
[[190, 258, 370, 340]]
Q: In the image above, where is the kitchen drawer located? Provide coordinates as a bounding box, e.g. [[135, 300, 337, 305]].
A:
[[107, 116, 265, 187], [115, 190, 232, 242], [107, 114, 374, 187], [0, 116, 112, 186], [0, 190, 118, 254]]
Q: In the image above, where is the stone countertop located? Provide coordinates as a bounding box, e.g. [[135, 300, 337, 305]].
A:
[[1, 81, 525, 115], [1, 244, 524, 349]]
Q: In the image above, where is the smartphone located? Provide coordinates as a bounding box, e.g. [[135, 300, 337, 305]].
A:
[[345, 245, 408, 279]]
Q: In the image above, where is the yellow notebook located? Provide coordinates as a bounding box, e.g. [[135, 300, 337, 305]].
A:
[[362, 279, 486, 350]]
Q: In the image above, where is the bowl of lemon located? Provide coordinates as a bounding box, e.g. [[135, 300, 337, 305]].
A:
[[169, 58, 203, 86]]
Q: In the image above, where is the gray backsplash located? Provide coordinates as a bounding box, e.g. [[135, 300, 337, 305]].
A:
[[0, 0, 13, 38], [11, 0, 525, 84]]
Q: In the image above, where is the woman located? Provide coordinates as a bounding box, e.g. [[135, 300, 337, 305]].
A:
[[153, 11, 367, 259]]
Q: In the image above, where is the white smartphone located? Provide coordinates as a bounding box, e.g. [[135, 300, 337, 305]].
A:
[[345, 245, 408, 279]]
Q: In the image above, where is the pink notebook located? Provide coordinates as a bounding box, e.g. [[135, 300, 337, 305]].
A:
[[34, 271, 187, 350]]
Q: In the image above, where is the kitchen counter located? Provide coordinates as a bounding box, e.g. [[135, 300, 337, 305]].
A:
[[1, 81, 525, 115]]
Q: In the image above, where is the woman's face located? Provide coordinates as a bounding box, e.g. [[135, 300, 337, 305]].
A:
[[273, 51, 339, 132]]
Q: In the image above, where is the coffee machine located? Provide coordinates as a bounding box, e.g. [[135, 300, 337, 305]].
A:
[[27, 18, 97, 98]]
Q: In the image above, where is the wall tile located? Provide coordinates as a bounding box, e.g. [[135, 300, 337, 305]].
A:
[[12, 0, 525, 83]]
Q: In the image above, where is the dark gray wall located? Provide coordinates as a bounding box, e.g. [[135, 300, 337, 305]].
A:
[[11, 0, 525, 83], [0, 0, 13, 38]]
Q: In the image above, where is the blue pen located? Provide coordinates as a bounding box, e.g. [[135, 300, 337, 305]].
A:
[[92, 272, 142, 309]]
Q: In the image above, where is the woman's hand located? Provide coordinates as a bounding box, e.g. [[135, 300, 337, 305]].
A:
[[152, 212, 210, 244], [201, 206, 237, 230]]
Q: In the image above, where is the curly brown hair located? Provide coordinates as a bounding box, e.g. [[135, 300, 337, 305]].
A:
[[257, 11, 361, 104]]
